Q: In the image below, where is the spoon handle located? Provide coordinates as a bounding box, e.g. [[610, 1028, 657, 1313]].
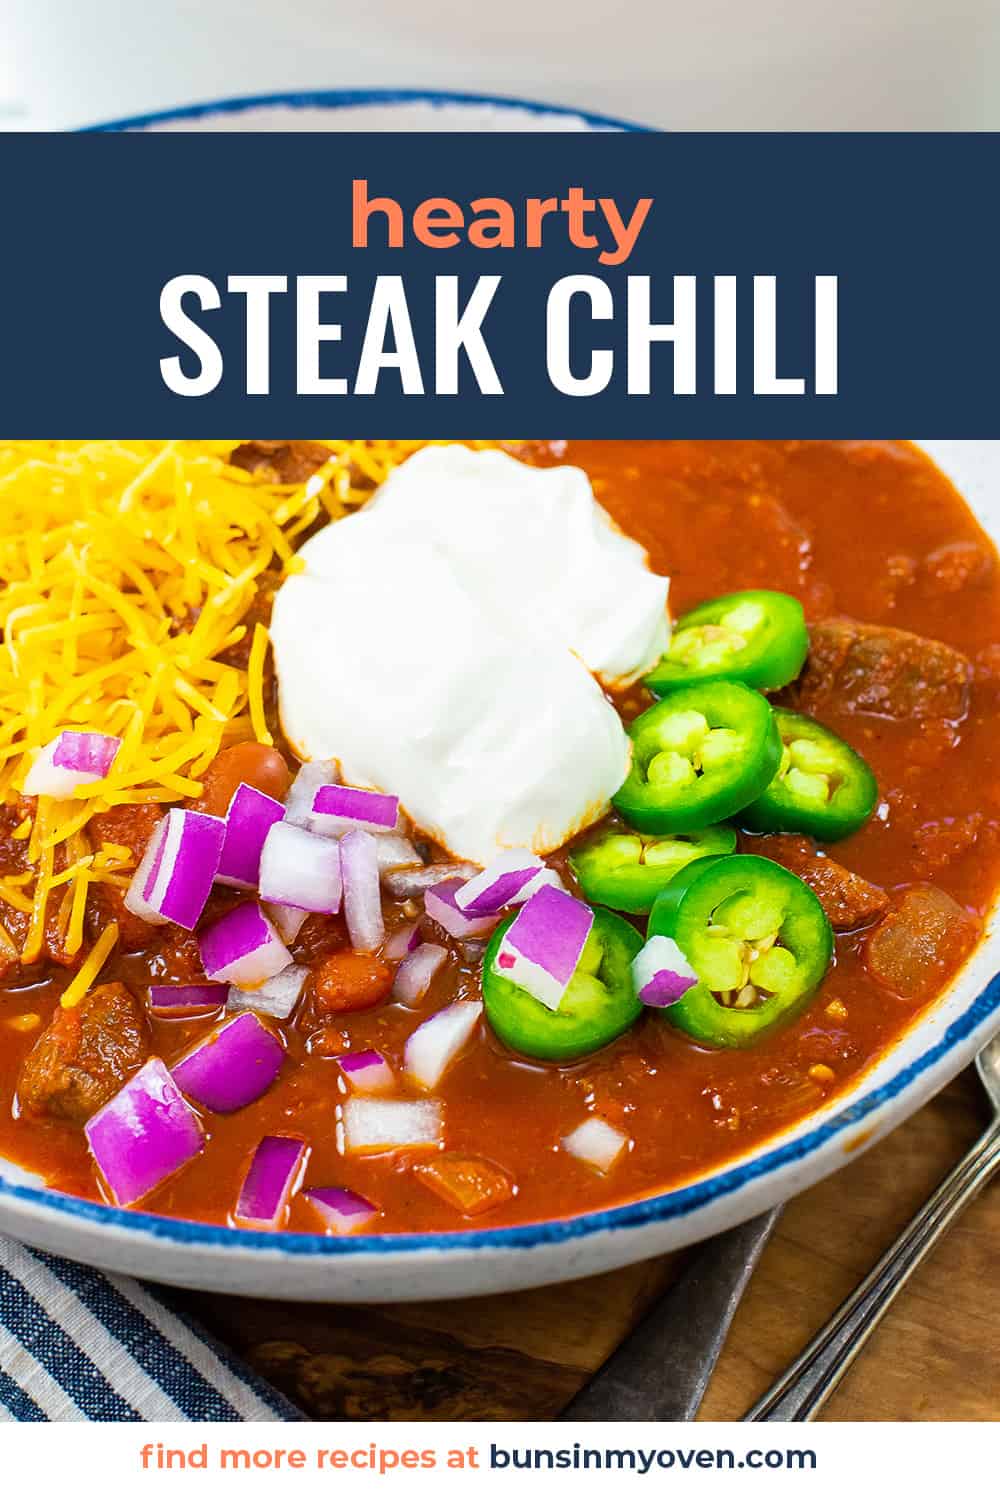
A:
[[560, 1207, 781, 1421], [744, 1118, 1000, 1422]]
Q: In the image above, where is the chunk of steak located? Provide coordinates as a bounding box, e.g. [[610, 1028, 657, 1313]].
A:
[[752, 834, 888, 931], [795, 618, 971, 722], [17, 982, 151, 1124], [865, 884, 980, 1000], [229, 441, 333, 485], [86, 804, 165, 953]]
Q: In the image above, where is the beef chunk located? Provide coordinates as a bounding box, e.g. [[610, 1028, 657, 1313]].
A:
[[865, 885, 980, 1000], [795, 618, 971, 722], [913, 814, 986, 877], [85, 804, 163, 952], [752, 834, 888, 931], [17, 982, 151, 1124], [0, 800, 31, 877], [88, 803, 162, 861], [290, 912, 349, 966], [229, 441, 333, 485]]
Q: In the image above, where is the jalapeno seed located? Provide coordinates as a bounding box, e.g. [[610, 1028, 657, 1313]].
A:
[[742, 709, 878, 842], [645, 590, 809, 695], [648, 854, 833, 1047], [614, 681, 782, 834]]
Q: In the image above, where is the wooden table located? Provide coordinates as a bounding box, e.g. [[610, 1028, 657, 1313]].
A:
[[186, 1067, 1000, 1422]]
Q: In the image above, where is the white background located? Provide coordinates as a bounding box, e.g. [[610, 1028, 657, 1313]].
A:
[[0, 1420, 995, 1487]]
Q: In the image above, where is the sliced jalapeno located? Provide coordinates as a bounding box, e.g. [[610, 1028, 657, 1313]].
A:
[[482, 906, 642, 1061], [647, 853, 832, 1048], [646, 590, 809, 696], [613, 681, 782, 834], [568, 824, 737, 915], [742, 709, 878, 841]]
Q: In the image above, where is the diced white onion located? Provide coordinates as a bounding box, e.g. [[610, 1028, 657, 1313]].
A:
[[342, 1098, 443, 1155], [258, 821, 342, 913], [284, 759, 338, 831], [227, 965, 309, 1020], [562, 1117, 630, 1174], [264, 902, 309, 945], [404, 1000, 482, 1091], [374, 833, 422, 874], [393, 943, 448, 1004], [340, 829, 384, 952]]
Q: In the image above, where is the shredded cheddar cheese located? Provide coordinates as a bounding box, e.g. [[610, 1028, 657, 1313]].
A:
[[58, 920, 120, 1009], [0, 440, 497, 975], [248, 623, 275, 748]]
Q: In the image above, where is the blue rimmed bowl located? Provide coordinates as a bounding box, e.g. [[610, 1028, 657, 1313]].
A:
[[0, 434, 997, 1299], [83, 88, 644, 134]]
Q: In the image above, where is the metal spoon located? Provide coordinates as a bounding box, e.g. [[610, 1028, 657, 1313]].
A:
[[560, 1207, 781, 1421], [744, 1033, 1000, 1422]]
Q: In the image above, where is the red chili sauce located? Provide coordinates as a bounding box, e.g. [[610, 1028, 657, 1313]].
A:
[[1, 440, 998, 1233]]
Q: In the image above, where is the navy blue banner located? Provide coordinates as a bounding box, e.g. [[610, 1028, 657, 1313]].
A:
[[0, 131, 997, 436]]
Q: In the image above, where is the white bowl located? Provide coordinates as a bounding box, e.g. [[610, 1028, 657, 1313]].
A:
[[1, 440, 997, 1301], [84, 88, 638, 134]]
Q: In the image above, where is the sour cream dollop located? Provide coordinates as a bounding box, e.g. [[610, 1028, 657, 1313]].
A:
[[270, 446, 670, 864]]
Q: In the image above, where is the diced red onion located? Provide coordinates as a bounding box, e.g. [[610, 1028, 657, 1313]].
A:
[[198, 901, 292, 986], [384, 922, 420, 960], [303, 1186, 379, 1234], [227, 965, 308, 1020], [148, 983, 226, 1019], [311, 783, 399, 835], [340, 830, 384, 952], [233, 1135, 308, 1230], [172, 1012, 285, 1113], [265, 901, 309, 945], [453, 849, 550, 917], [284, 759, 337, 831], [342, 1098, 442, 1154], [404, 1000, 482, 1090], [124, 808, 226, 930], [424, 879, 500, 939], [216, 783, 285, 889], [631, 934, 698, 1008], [23, 730, 122, 799], [258, 822, 342, 913], [392, 942, 448, 1004], [123, 817, 169, 924], [494, 885, 594, 1012], [562, 1117, 630, 1174], [337, 1049, 395, 1094], [383, 862, 478, 898], [374, 834, 421, 874], [85, 1057, 204, 1207]]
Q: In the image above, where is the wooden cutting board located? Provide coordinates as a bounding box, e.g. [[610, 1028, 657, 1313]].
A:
[[183, 1066, 1000, 1422]]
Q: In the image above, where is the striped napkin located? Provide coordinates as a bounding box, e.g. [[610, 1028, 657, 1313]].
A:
[[0, 1236, 303, 1421]]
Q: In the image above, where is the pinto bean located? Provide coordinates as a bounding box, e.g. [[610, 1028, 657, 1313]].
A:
[[306, 952, 394, 1017], [190, 742, 292, 818]]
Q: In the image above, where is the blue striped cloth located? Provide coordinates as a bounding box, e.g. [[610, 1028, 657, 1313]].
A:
[[0, 1236, 303, 1421]]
